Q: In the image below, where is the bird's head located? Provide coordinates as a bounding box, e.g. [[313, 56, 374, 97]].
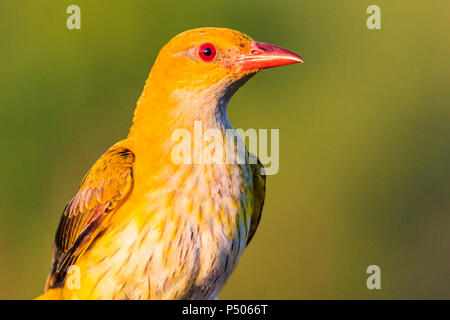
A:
[[149, 27, 303, 90], [131, 27, 303, 136]]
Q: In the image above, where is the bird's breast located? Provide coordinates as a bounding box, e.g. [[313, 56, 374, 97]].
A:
[[145, 161, 252, 298], [91, 160, 253, 299]]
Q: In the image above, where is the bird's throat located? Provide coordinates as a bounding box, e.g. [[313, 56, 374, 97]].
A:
[[127, 74, 255, 154]]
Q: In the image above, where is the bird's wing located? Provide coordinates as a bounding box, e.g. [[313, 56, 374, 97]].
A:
[[45, 145, 135, 290], [246, 158, 266, 246]]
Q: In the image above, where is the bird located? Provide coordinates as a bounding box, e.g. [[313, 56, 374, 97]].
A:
[[36, 27, 303, 300]]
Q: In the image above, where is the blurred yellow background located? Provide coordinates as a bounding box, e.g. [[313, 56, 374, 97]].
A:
[[0, 1, 448, 299]]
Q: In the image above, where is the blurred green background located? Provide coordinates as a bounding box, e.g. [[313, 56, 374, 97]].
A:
[[0, 0, 448, 299]]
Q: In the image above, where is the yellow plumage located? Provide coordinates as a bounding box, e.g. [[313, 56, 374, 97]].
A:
[[36, 27, 302, 300]]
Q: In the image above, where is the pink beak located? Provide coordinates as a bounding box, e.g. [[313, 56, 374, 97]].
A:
[[234, 41, 303, 71]]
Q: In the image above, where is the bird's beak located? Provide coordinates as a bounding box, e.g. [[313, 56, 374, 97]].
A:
[[233, 41, 303, 71]]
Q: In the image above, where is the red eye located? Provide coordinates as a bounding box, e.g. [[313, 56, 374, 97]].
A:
[[198, 43, 217, 62]]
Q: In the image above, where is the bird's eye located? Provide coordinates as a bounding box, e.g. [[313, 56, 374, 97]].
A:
[[198, 43, 217, 62]]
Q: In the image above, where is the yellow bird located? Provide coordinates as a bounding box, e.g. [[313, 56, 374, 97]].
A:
[[36, 27, 303, 300]]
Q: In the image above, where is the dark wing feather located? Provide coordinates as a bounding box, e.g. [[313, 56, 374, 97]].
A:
[[246, 158, 266, 246], [45, 145, 134, 290]]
